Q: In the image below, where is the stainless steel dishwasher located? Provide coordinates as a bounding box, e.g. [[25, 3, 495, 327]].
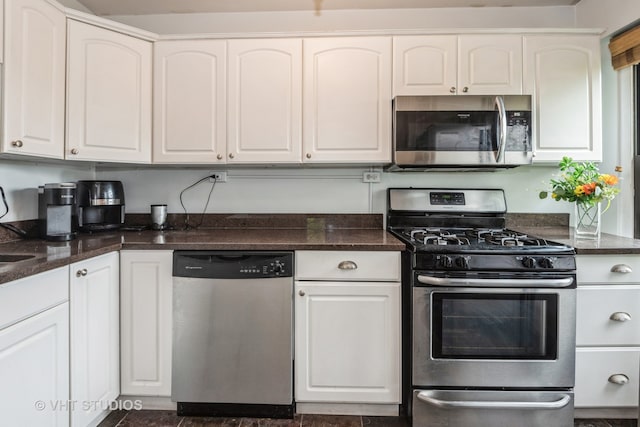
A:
[[172, 251, 294, 418]]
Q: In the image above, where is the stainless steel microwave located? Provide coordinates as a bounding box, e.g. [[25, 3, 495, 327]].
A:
[[391, 95, 532, 170]]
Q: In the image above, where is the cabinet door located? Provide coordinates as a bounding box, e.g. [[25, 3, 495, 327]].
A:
[[70, 252, 119, 427], [303, 37, 392, 163], [120, 250, 173, 396], [0, 303, 69, 427], [524, 35, 602, 163], [393, 35, 457, 96], [227, 39, 302, 163], [66, 20, 152, 163], [458, 35, 523, 95], [3, 0, 66, 159], [575, 348, 639, 408], [154, 40, 227, 164], [295, 281, 401, 403]]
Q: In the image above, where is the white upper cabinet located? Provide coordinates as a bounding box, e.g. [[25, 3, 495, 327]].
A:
[[524, 35, 602, 163], [227, 39, 302, 163], [3, 0, 66, 159], [66, 20, 152, 163], [153, 40, 227, 164], [393, 35, 523, 96], [303, 37, 392, 163]]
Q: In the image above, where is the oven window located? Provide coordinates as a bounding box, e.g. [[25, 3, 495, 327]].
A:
[[431, 293, 558, 360]]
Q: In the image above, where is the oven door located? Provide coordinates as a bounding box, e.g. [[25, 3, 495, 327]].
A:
[[412, 279, 576, 388]]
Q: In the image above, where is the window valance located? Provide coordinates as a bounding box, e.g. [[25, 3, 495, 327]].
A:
[[609, 24, 640, 70]]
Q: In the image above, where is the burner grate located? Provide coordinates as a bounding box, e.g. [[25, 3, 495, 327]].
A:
[[403, 227, 551, 248]]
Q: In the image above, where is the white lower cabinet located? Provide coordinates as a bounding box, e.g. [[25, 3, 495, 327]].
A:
[[576, 348, 639, 408], [294, 251, 401, 407], [0, 266, 70, 427], [575, 255, 640, 412], [120, 250, 173, 396], [70, 252, 120, 427]]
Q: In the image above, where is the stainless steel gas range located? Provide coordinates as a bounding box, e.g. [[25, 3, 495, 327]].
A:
[[387, 188, 577, 427]]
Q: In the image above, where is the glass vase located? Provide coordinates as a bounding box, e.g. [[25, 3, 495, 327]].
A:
[[575, 201, 601, 238]]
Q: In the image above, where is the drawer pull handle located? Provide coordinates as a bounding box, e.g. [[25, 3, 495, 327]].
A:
[[338, 260, 358, 270], [298, 290, 305, 297], [611, 264, 632, 274], [608, 374, 629, 385], [76, 268, 88, 277], [609, 312, 631, 322]]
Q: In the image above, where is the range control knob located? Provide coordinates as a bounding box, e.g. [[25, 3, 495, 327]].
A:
[[522, 256, 537, 269], [454, 256, 470, 270], [539, 257, 555, 269], [438, 255, 453, 269]]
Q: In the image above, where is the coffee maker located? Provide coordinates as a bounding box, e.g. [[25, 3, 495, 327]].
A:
[[38, 183, 78, 241], [76, 181, 125, 232]]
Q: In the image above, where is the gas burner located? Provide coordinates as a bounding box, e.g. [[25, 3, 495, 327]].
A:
[[407, 229, 471, 246], [484, 231, 550, 247]]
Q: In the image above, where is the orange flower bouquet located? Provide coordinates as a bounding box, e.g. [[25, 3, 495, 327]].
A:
[[539, 157, 620, 237], [539, 156, 620, 212]]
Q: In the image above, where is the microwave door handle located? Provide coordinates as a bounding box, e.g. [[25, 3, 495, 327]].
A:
[[495, 95, 507, 163], [417, 275, 574, 288], [417, 391, 572, 410]]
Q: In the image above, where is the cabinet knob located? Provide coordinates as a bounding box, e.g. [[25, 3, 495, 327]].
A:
[[306, 153, 312, 159], [217, 154, 223, 160], [338, 260, 358, 270], [611, 264, 632, 274], [608, 374, 629, 385], [11, 140, 23, 148], [298, 290, 305, 297], [449, 87, 456, 93], [609, 312, 631, 322], [462, 86, 469, 93], [229, 153, 235, 159], [70, 148, 79, 155], [76, 268, 88, 277]]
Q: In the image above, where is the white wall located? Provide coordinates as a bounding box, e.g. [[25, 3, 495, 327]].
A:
[[95, 165, 569, 219], [575, 3, 639, 237], [0, 159, 94, 222], [108, 6, 576, 35], [576, 0, 640, 36]]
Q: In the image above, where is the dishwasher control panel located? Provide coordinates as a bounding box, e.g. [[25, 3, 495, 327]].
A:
[[173, 251, 293, 279]]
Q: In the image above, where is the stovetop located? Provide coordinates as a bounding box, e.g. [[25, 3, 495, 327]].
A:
[[387, 188, 576, 273], [391, 226, 574, 255]]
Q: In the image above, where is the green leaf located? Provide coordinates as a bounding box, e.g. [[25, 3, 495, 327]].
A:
[[539, 191, 548, 199]]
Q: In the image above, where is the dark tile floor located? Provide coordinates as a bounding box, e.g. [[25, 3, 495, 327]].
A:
[[98, 411, 637, 427]]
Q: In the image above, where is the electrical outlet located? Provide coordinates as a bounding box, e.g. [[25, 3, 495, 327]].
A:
[[362, 171, 381, 183], [208, 171, 227, 183]]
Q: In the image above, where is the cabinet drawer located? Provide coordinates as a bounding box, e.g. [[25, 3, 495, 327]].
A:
[[295, 251, 401, 281], [575, 348, 639, 408], [576, 285, 640, 346], [577, 255, 640, 284], [0, 267, 69, 331]]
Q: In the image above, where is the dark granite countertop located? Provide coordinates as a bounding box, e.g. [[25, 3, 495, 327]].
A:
[[525, 227, 640, 255], [508, 213, 640, 255], [0, 219, 405, 285]]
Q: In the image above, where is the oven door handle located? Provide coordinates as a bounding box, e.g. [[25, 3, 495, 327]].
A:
[[416, 391, 572, 410], [417, 275, 574, 288]]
